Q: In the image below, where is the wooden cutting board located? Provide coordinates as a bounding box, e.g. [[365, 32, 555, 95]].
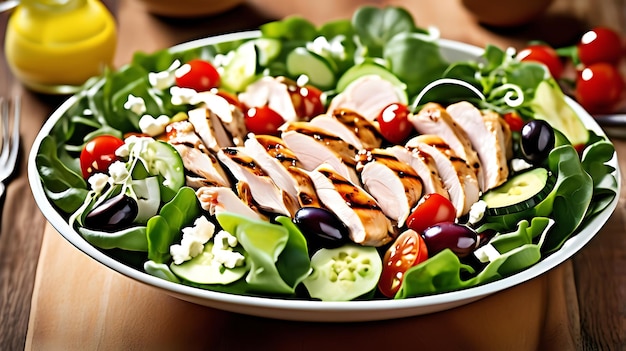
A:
[[25, 223, 579, 350]]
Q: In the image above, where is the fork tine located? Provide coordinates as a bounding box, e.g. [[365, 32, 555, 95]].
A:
[[6, 96, 20, 175], [0, 98, 9, 166]]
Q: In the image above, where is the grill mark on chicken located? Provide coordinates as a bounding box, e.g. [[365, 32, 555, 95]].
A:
[[287, 166, 322, 208], [317, 168, 382, 211], [221, 147, 266, 176], [332, 108, 383, 149], [283, 121, 359, 165], [254, 135, 301, 169]]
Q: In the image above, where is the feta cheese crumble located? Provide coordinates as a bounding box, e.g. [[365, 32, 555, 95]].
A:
[[212, 230, 245, 269], [88, 173, 109, 194], [170, 216, 216, 265], [511, 158, 533, 172], [108, 161, 130, 184], [123, 94, 147, 115], [170, 86, 198, 105], [468, 200, 487, 225], [139, 114, 170, 136]]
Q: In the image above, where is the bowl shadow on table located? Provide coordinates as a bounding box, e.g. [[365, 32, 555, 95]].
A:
[[478, 12, 589, 48], [141, 3, 279, 37]]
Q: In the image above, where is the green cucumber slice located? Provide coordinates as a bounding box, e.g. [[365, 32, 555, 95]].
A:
[[220, 41, 260, 93], [286, 47, 337, 90], [143, 140, 185, 202], [169, 242, 248, 285], [302, 244, 382, 301], [482, 167, 556, 216], [337, 61, 405, 89]]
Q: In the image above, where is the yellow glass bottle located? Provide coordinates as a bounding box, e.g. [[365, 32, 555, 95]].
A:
[[4, 0, 117, 94]]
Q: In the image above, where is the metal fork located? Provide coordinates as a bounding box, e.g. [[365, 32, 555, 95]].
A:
[[0, 96, 21, 199]]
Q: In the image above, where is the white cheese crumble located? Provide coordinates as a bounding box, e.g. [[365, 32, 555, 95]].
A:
[[211, 230, 245, 269], [170, 216, 216, 265], [474, 244, 501, 263], [108, 161, 129, 184], [170, 86, 198, 105], [88, 173, 109, 194], [468, 200, 487, 225], [123, 94, 147, 115], [148, 60, 181, 90], [511, 158, 533, 172], [139, 114, 170, 136]]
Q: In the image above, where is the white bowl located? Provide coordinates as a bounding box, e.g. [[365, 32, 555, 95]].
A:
[[28, 31, 620, 322]]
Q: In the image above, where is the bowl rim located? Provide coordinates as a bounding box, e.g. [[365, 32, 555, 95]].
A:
[[27, 30, 621, 321]]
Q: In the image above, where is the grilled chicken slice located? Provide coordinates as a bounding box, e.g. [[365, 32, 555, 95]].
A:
[[356, 149, 423, 227], [196, 186, 264, 220], [388, 145, 449, 199], [192, 91, 247, 146], [243, 134, 301, 200], [163, 121, 231, 189], [446, 101, 510, 191], [287, 166, 323, 208], [308, 164, 395, 247], [327, 75, 405, 121], [409, 103, 483, 190], [281, 122, 360, 184], [188, 105, 234, 153], [329, 108, 383, 149], [217, 147, 295, 216], [309, 114, 364, 149], [406, 135, 480, 217], [252, 134, 302, 169]]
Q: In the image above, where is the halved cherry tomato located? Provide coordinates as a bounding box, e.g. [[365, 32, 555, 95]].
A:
[[277, 77, 325, 120], [244, 106, 285, 136], [502, 111, 524, 132], [175, 59, 220, 92], [575, 62, 624, 114], [577, 27, 624, 66], [378, 229, 428, 298], [406, 193, 456, 234], [516, 44, 564, 79], [377, 103, 415, 144], [79, 135, 125, 179]]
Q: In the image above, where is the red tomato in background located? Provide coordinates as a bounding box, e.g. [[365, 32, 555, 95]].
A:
[[406, 193, 456, 234], [175, 59, 220, 92], [377, 103, 415, 144], [503, 111, 525, 132], [378, 229, 428, 298], [244, 106, 285, 136], [80, 135, 125, 179], [577, 27, 624, 66], [575, 62, 624, 114], [292, 84, 325, 119], [516, 44, 564, 79]]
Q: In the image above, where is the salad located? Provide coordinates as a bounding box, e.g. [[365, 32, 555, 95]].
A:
[[35, 6, 618, 302]]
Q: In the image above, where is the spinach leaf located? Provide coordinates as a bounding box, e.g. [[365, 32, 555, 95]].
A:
[[79, 226, 148, 251], [146, 187, 200, 263], [36, 136, 88, 214], [352, 5, 423, 58]]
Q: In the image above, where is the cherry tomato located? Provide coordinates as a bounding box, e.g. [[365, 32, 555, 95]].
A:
[[516, 44, 564, 79], [175, 59, 220, 92], [277, 77, 325, 120], [377, 103, 415, 144], [575, 62, 624, 114], [502, 111, 524, 132], [79, 135, 125, 179], [577, 27, 624, 65], [378, 229, 428, 298], [406, 193, 456, 234], [244, 106, 285, 136]]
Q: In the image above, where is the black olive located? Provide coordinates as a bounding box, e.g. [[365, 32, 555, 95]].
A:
[[422, 222, 478, 258], [520, 120, 555, 164], [293, 207, 349, 253], [84, 194, 139, 231]]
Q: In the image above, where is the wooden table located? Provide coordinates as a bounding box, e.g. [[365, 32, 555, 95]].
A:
[[1, 0, 625, 349]]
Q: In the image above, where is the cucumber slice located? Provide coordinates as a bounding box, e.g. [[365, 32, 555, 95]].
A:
[[169, 242, 248, 285], [220, 41, 260, 93], [142, 140, 185, 202], [337, 61, 406, 91], [249, 38, 282, 66], [302, 244, 382, 301], [286, 47, 337, 90], [482, 167, 556, 216]]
